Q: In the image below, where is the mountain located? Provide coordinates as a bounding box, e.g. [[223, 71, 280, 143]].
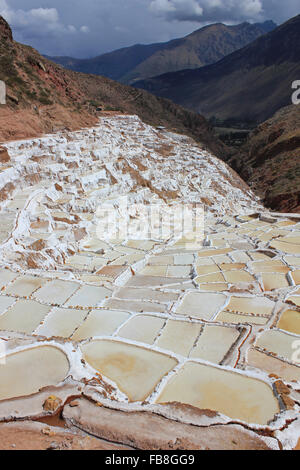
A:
[[135, 15, 300, 127], [0, 15, 226, 158], [229, 105, 300, 213], [47, 21, 276, 85]]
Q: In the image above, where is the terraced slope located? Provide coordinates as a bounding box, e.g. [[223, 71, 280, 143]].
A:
[[0, 115, 299, 449]]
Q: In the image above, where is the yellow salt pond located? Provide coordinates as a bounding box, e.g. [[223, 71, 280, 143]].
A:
[[0, 346, 69, 401], [157, 362, 280, 425], [82, 339, 177, 401]]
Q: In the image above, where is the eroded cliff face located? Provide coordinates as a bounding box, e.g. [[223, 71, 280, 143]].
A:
[[229, 105, 300, 213], [0, 115, 299, 450]]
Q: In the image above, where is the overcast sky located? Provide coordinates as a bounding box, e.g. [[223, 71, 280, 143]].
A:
[[0, 0, 299, 58]]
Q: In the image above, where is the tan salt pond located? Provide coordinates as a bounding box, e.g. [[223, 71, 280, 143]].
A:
[[105, 298, 166, 314], [199, 283, 229, 292], [291, 270, 300, 285], [196, 265, 220, 275], [0, 300, 51, 334], [277, 310, 300, 335], [223, 271, 254, 283], [285, 256, 300, 266], [256, 329, 300, 364], [82, 339, 177, 401], [35, 307, 89, 338], [4, 275, 47, 297], [65, 285, 112, 308], [111, 253, 145, 266], [126, 240, 156, 251], [114, 287, 178, 304], [118, 315, 165, 345], [247, 349, 300, 382], [0, 346, 69, 401], [225, 296, 275, 317], [72, 309, 130, 341], [197, 248, 232, 258], [127, 275, 188, 288], [216, 311, 269, 325], [167, 266, 191, 278], [270, 240, 300, 255], [230, 252, 252, 263], [195, 272, 225, 283], [156, 320, 201, 356], [174, 254, 195, 265], [219, 263, 246, 271], [140, 266, 168, 277], [34, 280, 79, 305], [262, 273, 290, 291], [213, 254, 233, 264], [0, 295, 16, 315], [195, 258, 216, 266], [190, 325, 240, 364], [0, 270, 18, 289], [251, 260, 289, 274], [148, 255, 174, 265], [176, 292, 227, 320], [157, 362, 280, 425], [287, 296, 300, 307]]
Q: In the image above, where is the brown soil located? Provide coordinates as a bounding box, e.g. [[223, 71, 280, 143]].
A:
[[0, 421, 133, 450], [0, 105, 97, 142]]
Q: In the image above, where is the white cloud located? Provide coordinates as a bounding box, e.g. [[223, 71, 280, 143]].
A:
[[0, 0, 298, 57], [150, 0, 203, 21], [80, 25, 90, 33], [149, 0, 264, 22], [0, 0, 88, 38]]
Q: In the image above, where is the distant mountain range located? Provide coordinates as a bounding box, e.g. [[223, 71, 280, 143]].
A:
[[0, 15, 226, 157], [135, 15, 300, 127], [47, 21, 276, 85]]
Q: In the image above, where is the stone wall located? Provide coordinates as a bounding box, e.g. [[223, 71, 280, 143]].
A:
[[0, 81, 6, 105]]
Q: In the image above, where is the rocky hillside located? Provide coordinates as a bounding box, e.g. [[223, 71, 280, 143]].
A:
[[229, 105, 300, 212], [135, 15, 300, 127], [0, 16, 225, 158], [48, 21, 276, 85]]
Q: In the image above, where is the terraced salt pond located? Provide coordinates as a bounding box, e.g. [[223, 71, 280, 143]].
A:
[[0, 115, 299, 448], [0, 346, 69, 401]]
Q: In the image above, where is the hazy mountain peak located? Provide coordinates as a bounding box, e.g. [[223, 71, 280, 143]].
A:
[[47, 20, 276, 85], [135, 15, 300, 126]]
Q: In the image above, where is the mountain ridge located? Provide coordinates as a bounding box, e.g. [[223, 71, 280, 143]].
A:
[[47, 20, 276, 85], [135, 15, 300, 127]]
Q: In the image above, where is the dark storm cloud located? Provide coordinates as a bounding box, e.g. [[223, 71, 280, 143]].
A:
[[149, 0, 299, 23], [0, 0, 298, 57]]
